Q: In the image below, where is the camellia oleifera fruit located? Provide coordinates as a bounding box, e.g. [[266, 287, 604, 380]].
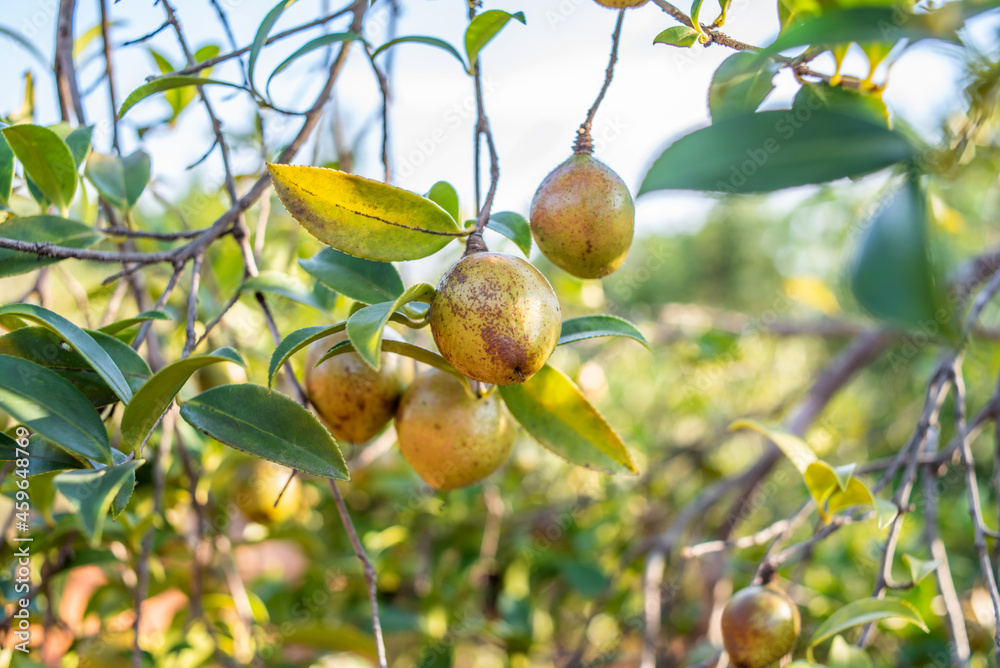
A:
[[234, 460, 302, 524], [593, 0, 649, 6], [395, 369, 515, 490], [429, 252, 561, 385], [530, 154, 635, 279], [305, 332, 409, 443], [721, 584, 801, 668]]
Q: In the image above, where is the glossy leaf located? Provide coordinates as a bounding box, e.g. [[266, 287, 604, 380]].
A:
[[485, 212, 532, 257], [64, 125, 94, 168], [119, 76, 244, 119], [109, 447, 137, 517], [0, 432, 86, 477], [179, 383, 349, 480], [808, 597, 928, 649], [97, 310, 170, 336], [903, 554, 941, 585], [54, 459, 143, 546], [0, 133, 12, 206], [825, 476, 875, 517], [347, 284, 435, 370], [0, 355, 112, 464], [654, 26, 700, 47], [639, 110, 917, 195], [558, 315, 648, 348], [298, 247, 404, 305], [266, 33, 365, 96], [0, 216, 101, 278], [426, 181, 460, 223], [0, 327, 150, 407], [249, 0, 298, 92], [372, 36, 467, 69], [763, 6, 960, 54], [709, 53, 778, 121], [240, 271, 326, 310], [465, 10, 525, 68], [84, 150, 151, 211], [268, 164, 463, 261], [499, 365, 637, 474], [268, 323, 347, 388], [850, 176, 941, 330], [120, 347, 245, 453], [318, 338, 473, 394], [730, 419, 817, 472], [2, 124, 77, 211], [0, 304, 132, 404]]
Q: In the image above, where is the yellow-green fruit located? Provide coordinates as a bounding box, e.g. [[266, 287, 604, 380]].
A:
[[235, 460, 302, 524], [530, 154, 635, 279], [429, 252, 561, 386], [305, 333, 408, 444], [395, 370, 515, 490], [721, 585, 801, 668], [593, 0, 648, 6]]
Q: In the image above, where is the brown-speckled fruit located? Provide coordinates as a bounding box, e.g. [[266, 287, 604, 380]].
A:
[[305, 332, 409, 443], [234, 460, 302, 524], [429, 252, 561, 386], [395, 370, 515, 490], [593, 0, 649, 6], [530, 154, 635, 279], [721, 585, 801, 668]]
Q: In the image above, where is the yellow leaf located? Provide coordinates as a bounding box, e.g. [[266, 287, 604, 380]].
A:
[[784, 276, 841, 314]]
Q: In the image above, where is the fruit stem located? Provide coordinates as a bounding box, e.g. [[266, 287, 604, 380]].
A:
[[575, 9, 625, 156], [464, 231, 489, 256]]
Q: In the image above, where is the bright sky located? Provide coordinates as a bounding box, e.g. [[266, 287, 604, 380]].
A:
[[1, 0, 998, 239]]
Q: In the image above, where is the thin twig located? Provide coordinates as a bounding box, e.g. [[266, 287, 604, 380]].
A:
[[574, 10, 625, 155]]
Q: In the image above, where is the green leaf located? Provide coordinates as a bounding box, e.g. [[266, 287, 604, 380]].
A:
[[317, 338, 473, 395], [465, 10, 525, 68], [266, 32, 366, 96], [709, 52, 778, 121], [639, 110, 917, 194], [0, 215, 101, 278], [0, 304, 132, 404], [850, 175, 941, 330], [64, 125, 94, 169], [0, 355, 112, 464], [298, 248, 404, 305], [268, 164, 464, 261], [653, 26, 701, 47], [240, 271, 326, 310], [828, 636, 874, 668], [558, 315, 649, 348], [499, 364, 637, 474], [730, 419, 817, 472], [2, 124, 78, 212], [120, 347, 245, 454], [372, 36, 467, 70], [84, 150, 151, 211], [179, 384, 349, 480], [0, 327, 150, 407], [118, 76, 244, 119], [874, 497, 898, 529], [268, 323, 346, 389], [0, 432, 86, 477], [485, 212, 532, 257], [54, 459, 143, 546], [793, 83, 890, 126], [763, 6, 960, 55], [347, 284, 435, 370], [249, 0, 298, 92], [0, 133, 13, 206], [97, 310, 170, 336], [902, 554, 941, 585], [808, 598, 928, 649], [426, 181, 460, 223]]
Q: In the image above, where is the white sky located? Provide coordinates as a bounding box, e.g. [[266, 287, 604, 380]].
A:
[[1, 0, 998, 239]]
